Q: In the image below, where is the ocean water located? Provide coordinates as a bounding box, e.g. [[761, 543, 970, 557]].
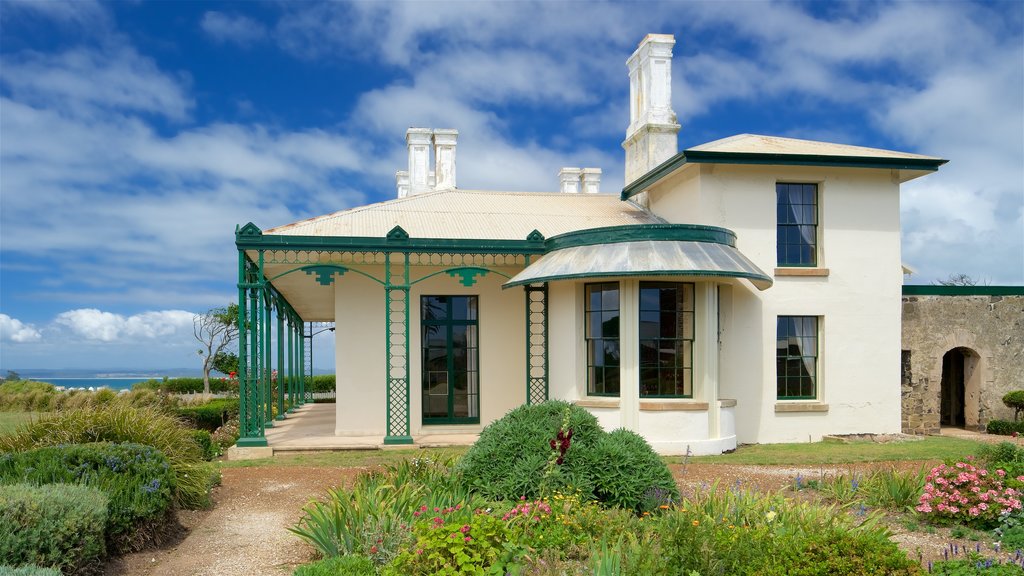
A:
[[35, 378, 153, 391]]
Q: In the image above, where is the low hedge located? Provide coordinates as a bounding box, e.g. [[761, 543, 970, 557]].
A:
[[0, 443, 175, 552], [0, 566, 62, 576], [0, 483, 108, 574], [307, 375, 335, 393], [133, 377, 236, 394], [0, 405, 218, 510], [987, 419, 1024, 436], [175, 399, 239, 432]]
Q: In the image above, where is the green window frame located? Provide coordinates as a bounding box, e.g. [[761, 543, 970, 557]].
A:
[[639, 282, 694, 398], [421, 295, 479, 425], [585, 282, 620, 396], [777, 182, 818, 267], [776, 316, 818, 399]]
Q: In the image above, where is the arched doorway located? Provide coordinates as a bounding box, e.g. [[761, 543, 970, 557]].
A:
[[940, 347, 980, 428]]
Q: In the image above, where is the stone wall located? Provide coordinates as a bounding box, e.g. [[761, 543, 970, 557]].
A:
[[901, 294, 1024, 434]]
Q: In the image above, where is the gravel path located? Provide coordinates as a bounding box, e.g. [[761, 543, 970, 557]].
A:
[[104, 457, 994, 574]]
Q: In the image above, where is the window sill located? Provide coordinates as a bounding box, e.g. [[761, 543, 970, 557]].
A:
[[575, 398, 620, 409], [640, 400, 709, 412], [775, 267, 830, 277], [775, 402, 829, 413]]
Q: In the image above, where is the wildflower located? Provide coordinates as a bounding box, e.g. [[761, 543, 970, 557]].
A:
[[464, 536, 472, 542], [765, 510, 777, 523], [370, 545, 378, 554], [692, 520, 700, 526]]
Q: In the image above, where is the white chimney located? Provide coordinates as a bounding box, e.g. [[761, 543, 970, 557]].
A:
[[396, 171, 410, 198], [433, 129, 458, 190], [581, 168, 601, 194], [406, 128, 433, 195], [623, 34, 680, 187], [558, 167, 582, 193]]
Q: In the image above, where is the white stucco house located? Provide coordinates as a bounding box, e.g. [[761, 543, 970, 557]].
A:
[[233, 34, 946, 454]]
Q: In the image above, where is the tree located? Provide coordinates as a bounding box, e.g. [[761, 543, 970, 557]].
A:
[[934, 273, 988, 287], [194, 304, 239, 395], [211, 351, 239, 376], [3, 371, 19, 382]]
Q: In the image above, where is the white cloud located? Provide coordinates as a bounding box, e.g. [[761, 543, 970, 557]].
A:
[[0, 44, 193, 121], [0, 314, 42, 343], [54, 308, 195, 342], [201, 11, 268, 46]]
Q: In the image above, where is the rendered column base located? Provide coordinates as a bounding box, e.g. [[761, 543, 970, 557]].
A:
[[235, 436, 269, 448], [227, 445, 273, 460]]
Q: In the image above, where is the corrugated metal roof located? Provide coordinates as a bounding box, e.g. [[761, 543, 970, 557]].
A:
[[265, 189, 665, 239], [689, 134, 942, 161], [505, 240, 773, 291]]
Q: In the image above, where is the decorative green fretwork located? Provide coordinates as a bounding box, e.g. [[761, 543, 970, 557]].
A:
[[386, 225, 409, 241], [236, 251, 268, 447], [525, 283, 549, 405], [384, 251, 413, 444], [445, 267, 490, 287], [526, 229, 545, 243], [302, 264, 348, 286]]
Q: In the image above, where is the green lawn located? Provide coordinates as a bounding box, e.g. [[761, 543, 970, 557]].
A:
[[220, 435, 992, 469], [0, 411, 44, 436], [676, 436, 990, 465]]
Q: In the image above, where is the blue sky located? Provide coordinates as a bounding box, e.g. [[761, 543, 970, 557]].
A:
[[1, 0, 1022, 371]]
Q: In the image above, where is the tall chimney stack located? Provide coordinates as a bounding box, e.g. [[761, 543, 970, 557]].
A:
[[623, 34, 680, 190], [406, 128, 433, 195], [581, 168, 601, 194], [433, 129, 458, 190], [558, 167, 582, 193]]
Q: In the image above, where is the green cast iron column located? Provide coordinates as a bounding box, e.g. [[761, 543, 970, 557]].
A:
[[298, 323, 307, 405], [276, 297, 286, 420], [383, 251, 412, 445], [287, 312, 295, 413], [236, 254, 267, 448], [263, 290, 273, 427]]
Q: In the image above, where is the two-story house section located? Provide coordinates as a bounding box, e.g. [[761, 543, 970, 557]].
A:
[[232, 33, 946, 454]]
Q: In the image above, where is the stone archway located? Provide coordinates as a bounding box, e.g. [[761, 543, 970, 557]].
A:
[[940, 348, 978, 427]]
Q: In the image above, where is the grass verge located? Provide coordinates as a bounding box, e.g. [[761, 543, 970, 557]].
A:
[[678, 436, 989, 465]]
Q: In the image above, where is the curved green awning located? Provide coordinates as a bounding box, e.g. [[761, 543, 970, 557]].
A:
[[504, 225, 773, 290]]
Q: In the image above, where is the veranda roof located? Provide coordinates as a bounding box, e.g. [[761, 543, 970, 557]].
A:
[[505, 224, 773, 291]]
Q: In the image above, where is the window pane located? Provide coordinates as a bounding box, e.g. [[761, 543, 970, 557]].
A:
[[421, 295, 479, 421], [660, 312, 677, 338], [422, 296, 447, 320], [639, 311, 659, 339], [603, 340, 620, 367], [587, 285, 601, 312], [640, 340, 658, 366], [640, 287, 659, 311], [587, 311, 602, 338], [602, 311, 619, 338], [603, 286, 619, 311], [638, 282, 694, 398], [604, 367, 620, 395], [776, 315, 818, 399]]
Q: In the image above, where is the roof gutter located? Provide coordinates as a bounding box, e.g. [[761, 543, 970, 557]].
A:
[[621, 150, 949, 200]]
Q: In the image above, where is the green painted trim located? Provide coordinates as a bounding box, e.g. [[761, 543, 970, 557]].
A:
[[410, 266, 511, 287], [237, 228, 546, 255], [621, 150, 947, 200], [235, 437, 269, 448], [383, 436, 414, 445], [505, 269, 772, 289], [903, 285, 1024, 296], [546, 224, 736, 251]]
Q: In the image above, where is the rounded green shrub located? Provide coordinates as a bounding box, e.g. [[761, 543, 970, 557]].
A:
[[0, 442, 175, 552], [591, 428, 680, 512], [0, 483, 108, 574], [0, 404, 218, 509], [456, 400, 604, 501], [1004, 391, 1024, 421]]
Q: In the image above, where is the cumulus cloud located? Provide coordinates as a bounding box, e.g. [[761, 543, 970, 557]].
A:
[[0, 314, 42, 343], [201, 11, 267, 46], [54, 309, 195, 342]]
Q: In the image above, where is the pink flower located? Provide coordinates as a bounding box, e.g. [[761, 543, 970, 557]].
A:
[[464, 536, 472, 542]]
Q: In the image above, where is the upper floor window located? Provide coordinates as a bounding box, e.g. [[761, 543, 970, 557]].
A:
[[585, 283, 620, 396], [777, 183, 818, 267], [639, 282, 694, 397], [776, 316, 818, 399]]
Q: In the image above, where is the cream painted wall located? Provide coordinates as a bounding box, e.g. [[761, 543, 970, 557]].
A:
[[408, 267, 525, 436], [334, 270, 386, 436], [649, 164, 904, 443], [333, 264, 526, 437]]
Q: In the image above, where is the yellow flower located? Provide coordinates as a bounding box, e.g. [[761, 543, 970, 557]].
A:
[[659, 505, 669, 510], [692, 520, 700, 526]]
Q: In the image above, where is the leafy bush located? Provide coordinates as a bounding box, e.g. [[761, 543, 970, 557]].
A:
[[590, 428, 679, 512], [917, 461, 1023, 528], [1003, 391, 1024, 421], [0, 483, 108, 574], [307, 375, 335, 393], [0, 381, 57, 412], [456, 400, 605, 501], [293, 555, 375, 576], [986, 420, 1024, 436], [175, 399, 239, 432], [930, 553, 1024, 575], [190, 430, 219, 460], [0, 566, 63, 576], [0, 442, 175, 552], [385, 506, 519, 576], [0, 404, 219, 509], [211, 417, 241, 450]]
